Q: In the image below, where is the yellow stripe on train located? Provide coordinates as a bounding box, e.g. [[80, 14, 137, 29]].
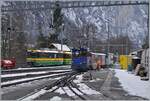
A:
[[27, 58, 64, 61]]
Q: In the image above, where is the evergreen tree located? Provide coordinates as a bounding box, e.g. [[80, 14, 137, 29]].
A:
[[48, 34, 60, 43], [36, 33, 48, 48], [53, 2, 63, 30], [51, 1, 63, 43]]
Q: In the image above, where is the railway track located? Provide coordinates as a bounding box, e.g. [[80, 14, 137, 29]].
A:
[[16, 71, 104, 100], [17, 71, 79, 101], [2, 65, 71, 74], [1, 70, 72, 82], [15, 71, 94, 100], [16, 70, 113, 100], [2, 68, 115, 100], [1, 67, 72, 88]]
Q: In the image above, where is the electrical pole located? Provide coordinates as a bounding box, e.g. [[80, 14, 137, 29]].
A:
[[107, 21, 110, 66], [147, 3, 149, 79], [61, 14, 64, 51], [8, 13, 12, 58], [61, 24, 64, 51], [107, 8, 110, 66]]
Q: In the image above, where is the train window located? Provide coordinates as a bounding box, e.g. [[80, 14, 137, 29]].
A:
[[64, 54, 71, 58], [29, 52, 39, 58], [27, 52, 32, 58], [48, 53, 54, 58], [54, 54, 57, 58], [80, 51, 87, 56], [39, 52, 48, 58], [36, 52, 40, 58], [57, 53, 63, 58]]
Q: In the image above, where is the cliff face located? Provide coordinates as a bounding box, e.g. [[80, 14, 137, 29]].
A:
[[2, 1, 148, 49], [62, 5, 148, 48]]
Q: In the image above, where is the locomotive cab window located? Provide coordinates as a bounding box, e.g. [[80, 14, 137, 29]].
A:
[[27, 52, 32, 58], [72, 51, 80, 57], [80, 51, 87, 56]]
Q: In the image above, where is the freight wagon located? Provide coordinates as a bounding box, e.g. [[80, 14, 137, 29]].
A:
[[90, 52, 106, 69]]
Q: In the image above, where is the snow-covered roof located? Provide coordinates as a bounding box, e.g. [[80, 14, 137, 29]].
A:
[[50, 43, 71, 51], [91, 52, 106, 56], [132, 56, 140, 59]]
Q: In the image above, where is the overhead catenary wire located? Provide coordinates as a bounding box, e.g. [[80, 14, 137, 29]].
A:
[[1, 1, 149, 12]]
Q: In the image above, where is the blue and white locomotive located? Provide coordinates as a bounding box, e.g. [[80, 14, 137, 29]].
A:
[[71, 48, 91, 72]]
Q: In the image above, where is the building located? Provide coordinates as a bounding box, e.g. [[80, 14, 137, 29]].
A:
[[49, 43, 71, 51]]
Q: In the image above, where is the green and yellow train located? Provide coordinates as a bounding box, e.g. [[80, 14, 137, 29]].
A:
[[26, 49, 71, 67]]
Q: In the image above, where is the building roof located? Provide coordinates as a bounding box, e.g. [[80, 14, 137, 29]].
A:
[[91, 52, 106, 56], [50, 43, 71, 51]]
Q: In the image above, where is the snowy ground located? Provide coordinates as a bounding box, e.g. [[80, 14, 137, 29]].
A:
[[14, 65, 71, 70], [1, 73, 67, 86], [1, 70, 71, 78], [17, 74, 101, 100], [114, 69, 150, 99], [55, 74, 100, 97]]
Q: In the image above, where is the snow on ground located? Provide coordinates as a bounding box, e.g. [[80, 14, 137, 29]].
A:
[[20, 89, 47, 101], [89, 78, 102, 82], [2, 77, 64, 94], [3, 65, 71, 71], [55, 84, 100, 97], [77, 83, 100, 95], [19, 86, 58, 101], [55, 74, 100, 96], [55, 88, 66, 95], [19, 86, 57, 101], [73, 74, 84, 83], [1, 71, 47, 78], [1, 70, 71, 78], [1, 73, 66, 86], [114, 69, 150, 99], [50, 96, 62, 101]]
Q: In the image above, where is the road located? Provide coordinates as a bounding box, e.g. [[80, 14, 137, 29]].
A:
[[1, 68, 147, 100]]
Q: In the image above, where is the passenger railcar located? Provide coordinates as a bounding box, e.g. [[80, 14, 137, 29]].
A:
[[63, 51, 72, 65], [27, 49, 71, 66]]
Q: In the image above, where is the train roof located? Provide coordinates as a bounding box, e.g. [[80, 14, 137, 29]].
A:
[[64, 51, 71, 54], [27, 49, 71, 54], [91, 52, 106, 56], [27, 49, 62, 53]]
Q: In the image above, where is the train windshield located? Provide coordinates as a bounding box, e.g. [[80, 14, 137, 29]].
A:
[[72, 49, 88, 57], [72, 51, 80, 57], [80, 50, 87, 56]]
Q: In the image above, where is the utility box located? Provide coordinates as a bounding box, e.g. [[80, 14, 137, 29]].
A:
[[119, 55, 132, 70]]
